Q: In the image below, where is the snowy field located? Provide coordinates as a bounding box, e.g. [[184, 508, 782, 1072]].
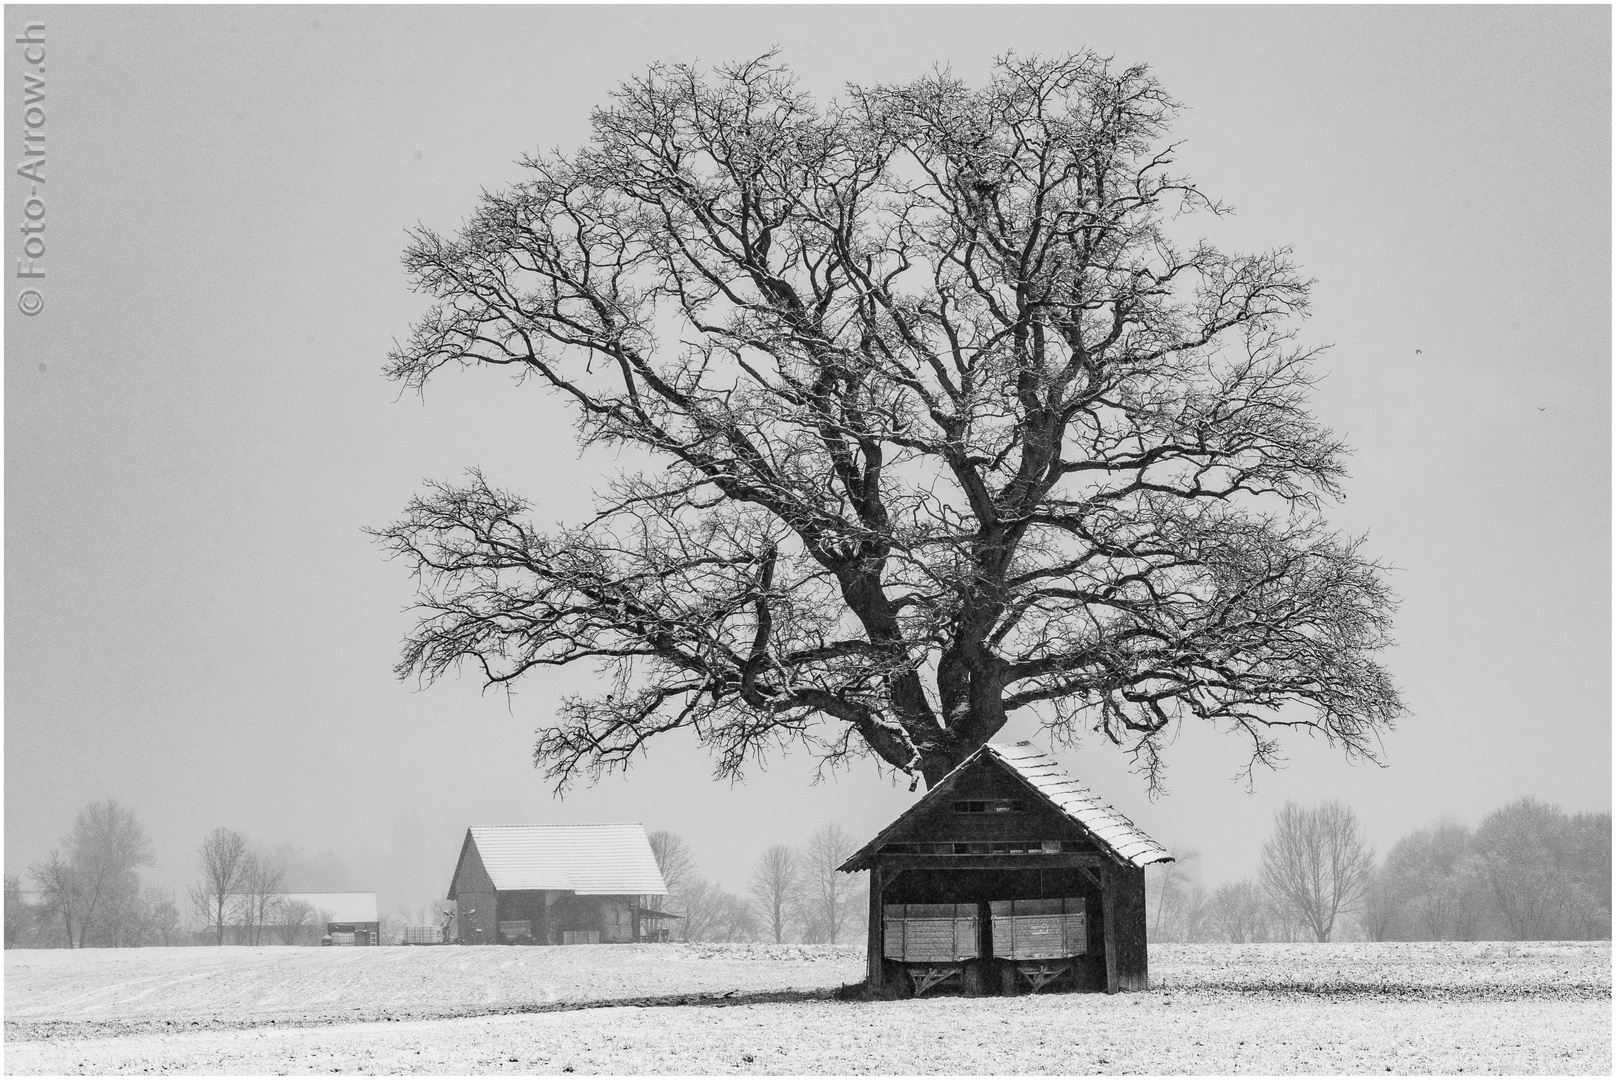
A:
[[5, 941, 1608, 1074]]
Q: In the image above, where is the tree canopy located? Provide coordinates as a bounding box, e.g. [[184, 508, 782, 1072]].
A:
[[378, 52, 1402, 791]]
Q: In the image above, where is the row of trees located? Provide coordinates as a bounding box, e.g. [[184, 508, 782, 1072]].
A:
[[649, 824, 868, 944], [8, 804, 349, 949], [1149, 797, 1611, 944], [187, 827, 336, 946]]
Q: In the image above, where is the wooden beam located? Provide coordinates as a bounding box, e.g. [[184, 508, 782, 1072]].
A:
[[874, 853, 1108, 871], [1102, 864, 1120, 994], [866, 863, 884, 993]]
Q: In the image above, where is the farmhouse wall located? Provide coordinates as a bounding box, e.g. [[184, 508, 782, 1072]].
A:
[[450, 838, 499, 945]]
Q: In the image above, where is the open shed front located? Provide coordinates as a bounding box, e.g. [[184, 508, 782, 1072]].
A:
[[840, 742, 1167, 997]]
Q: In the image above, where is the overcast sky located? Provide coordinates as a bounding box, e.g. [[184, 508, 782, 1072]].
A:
[[6, 5, 1609, 915]]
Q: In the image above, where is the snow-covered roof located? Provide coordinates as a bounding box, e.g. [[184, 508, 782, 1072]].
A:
[[460, 824, 668, 896], [986, 742, 1172, 867], [840, 741, 1172, 871]]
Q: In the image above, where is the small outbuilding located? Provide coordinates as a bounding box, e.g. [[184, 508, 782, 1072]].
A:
[[838, 741, 1171, 996], [447, 823, 670, 945]]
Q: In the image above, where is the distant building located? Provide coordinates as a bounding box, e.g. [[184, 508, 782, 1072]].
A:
[[447, 824, 672, 945], [296, 892, 380, 946], [839, 741, 1172, 996]]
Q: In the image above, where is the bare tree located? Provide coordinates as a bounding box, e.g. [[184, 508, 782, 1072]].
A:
[[1260, 801, 1375, 942], [195, 828, 249, 946], [1563, 811, 1612, 940], [29, 801, 154, 948], [647, 830, 698, 937], [147, 889, 181, 947], [1473, 798, 1586, 940], [1206, 879, 1267, 943], [276, 899, 316, 945], [799, 824, 859, 944], [1378, 820, 1489, 941], [31, 852, 80, 947], [236, 849, 285, 946], [4, 873, 36, 949], [375, 52, 1402, 796], [1146, 848, 1200, 942], [312, 907, 335, 944], [748, 844, 801, 943]]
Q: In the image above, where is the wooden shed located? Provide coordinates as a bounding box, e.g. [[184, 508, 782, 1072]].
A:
[[448, 823, 670, 945], [838, 741, 1172, 996]]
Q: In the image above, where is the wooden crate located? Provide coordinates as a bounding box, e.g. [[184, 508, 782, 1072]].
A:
[[989, 898, 1086, 960], [883, 904, 978, 962]]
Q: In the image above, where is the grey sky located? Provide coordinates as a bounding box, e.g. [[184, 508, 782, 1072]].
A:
[[6, 5, 1609, 913]]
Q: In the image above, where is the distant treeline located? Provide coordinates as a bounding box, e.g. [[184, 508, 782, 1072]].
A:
[[648, 824, 870, 945], [6, 802, 365, 950], [3, 800, 871, 950], [1148, 797, 1611, 943]]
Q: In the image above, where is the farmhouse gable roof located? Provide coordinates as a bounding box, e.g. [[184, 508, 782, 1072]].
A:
[[839, 741, 1173, 872], [449, 823, 668, 897]]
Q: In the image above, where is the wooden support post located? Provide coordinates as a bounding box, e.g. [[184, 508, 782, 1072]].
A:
[[1102, 864, 1120, 994], [866, 863, 884, 994], [1113, 865, 1150, 991]]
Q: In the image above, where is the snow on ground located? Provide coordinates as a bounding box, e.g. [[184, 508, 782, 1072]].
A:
[[5, 942, 862, 1036], [5, 941, 1609, 1074]]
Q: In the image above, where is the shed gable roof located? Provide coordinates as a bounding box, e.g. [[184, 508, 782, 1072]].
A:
[[453, 823, 668, 896], [839, 741, 1172, 871]]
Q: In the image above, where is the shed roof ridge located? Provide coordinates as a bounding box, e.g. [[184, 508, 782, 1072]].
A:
[[837, 741, 1172, 872]]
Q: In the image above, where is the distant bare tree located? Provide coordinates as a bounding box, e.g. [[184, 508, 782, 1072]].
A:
[[1207, 879, 1267, 943], [1260, 801, 1375, 942], [1563, 811, 1612, 940], [4, 873, 36, 949], [1146, 849, 1201, 942], [710, 888, 760, 943], [276, 899, 316, 945], [147, 889, 181, 946], [748, 845, 801, 944], [1473, 798, 1592, 940], [647, 830, 699, 938], [799, 824, 859, 944], [675, 877, 756, 942], [1359, 870, 1399, 942], [1377, 820, 1489, 941], [378, 913, 407, 946], [236, 850, 285, 946], [30, 801, 154, 948], [31, 851, 80, 947], [195, 828, 249, 946]]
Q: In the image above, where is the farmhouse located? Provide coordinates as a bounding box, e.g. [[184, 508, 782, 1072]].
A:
[[447, 823, 671, 945], [840, 741, 1171, 996]]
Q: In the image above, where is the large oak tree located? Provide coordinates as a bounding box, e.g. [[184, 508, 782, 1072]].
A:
[[378, 53, 1401, 791]]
